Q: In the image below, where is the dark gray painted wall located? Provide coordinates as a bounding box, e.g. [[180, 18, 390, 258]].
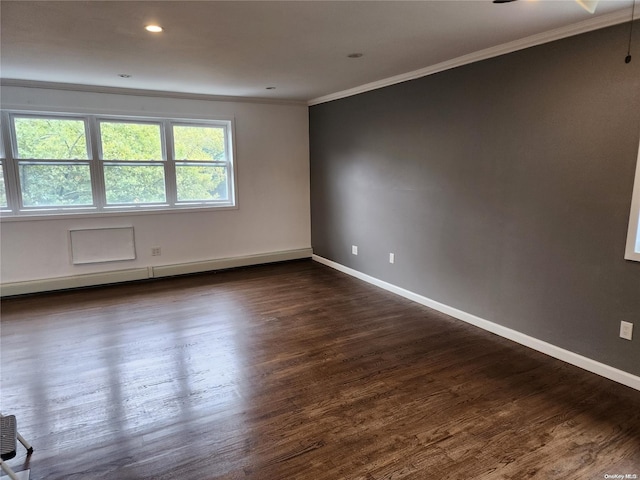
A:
[[310, 21, 640, 376]]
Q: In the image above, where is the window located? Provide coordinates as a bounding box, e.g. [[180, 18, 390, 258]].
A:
[[625, 136, 640, 262], [98, 120, 166, 205], [173, 124, 230, 202], [0, 111, 236, 217], [13, 116, 93, 208]]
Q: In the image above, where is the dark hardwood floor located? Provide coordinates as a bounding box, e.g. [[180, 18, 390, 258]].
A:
[[1, 259, 639, 479]]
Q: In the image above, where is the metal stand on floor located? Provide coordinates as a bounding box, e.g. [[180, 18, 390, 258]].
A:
[[0, 414, 32, 480]]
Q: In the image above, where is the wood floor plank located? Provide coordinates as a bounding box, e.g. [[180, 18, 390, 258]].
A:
[[1, 259, 639, 479]]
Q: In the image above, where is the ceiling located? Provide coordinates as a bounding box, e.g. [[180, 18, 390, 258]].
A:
[[0, 1, 636, 104]]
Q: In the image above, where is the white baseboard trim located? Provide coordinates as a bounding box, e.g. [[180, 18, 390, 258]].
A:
[[0, 248, 313, 297], [312, 254, 640, 392]]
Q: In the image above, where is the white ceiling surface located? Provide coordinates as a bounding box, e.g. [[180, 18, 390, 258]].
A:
[[0, 1, 635, 104]]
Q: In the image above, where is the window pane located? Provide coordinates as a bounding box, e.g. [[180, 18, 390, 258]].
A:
[[0, 164, 7, 207], [14, 117, 89, 160], [176, 165, 228, 201], [100, 122, 162, 161], [173, 125, 225, 161], [104, 165, 166, 204], [19, 164, 93, 206]]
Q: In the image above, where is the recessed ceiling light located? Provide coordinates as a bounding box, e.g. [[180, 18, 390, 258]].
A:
[[145, 25, 163, 33], [347, 53, 364, 58], [118, 73, 132, 78]]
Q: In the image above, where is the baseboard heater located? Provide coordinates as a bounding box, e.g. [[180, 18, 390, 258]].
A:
[[0, 248, 313, 297]]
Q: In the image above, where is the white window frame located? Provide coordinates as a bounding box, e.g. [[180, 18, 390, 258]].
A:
[[624, 136, 640, 262], [0, 118, 7, 211], [171, 121, 233, 205], [0, 110, 237, 219], [10, 113, 94, 212], [97, 117, 168, 209]]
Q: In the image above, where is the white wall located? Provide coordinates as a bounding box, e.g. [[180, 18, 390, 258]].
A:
[[0, 86, 310, 284]]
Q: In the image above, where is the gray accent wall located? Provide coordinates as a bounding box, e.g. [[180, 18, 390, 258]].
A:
[[310, 22, 640, 376]]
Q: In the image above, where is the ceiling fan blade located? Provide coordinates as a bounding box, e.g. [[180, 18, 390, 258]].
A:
[[575, 0, 599, 13]]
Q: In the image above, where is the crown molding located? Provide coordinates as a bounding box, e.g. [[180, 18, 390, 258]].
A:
[[308, 9, 638, 106], [0, 79, 307, 107]]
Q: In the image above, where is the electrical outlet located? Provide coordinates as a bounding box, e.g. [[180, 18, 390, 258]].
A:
[[352, 245, 358, 255], [389, 253, 395, 264], [620, 321, 633, 341], [151, 246, 162, 256]]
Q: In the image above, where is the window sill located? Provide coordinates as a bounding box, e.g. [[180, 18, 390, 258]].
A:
[[0, 203, 238, 222]]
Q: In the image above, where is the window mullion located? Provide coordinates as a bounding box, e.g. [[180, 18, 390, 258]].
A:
[[3, 112, 23, 213], [225, 123, 236, 205], [87, 116, 105, 211], [164, 120, 177, 206]]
